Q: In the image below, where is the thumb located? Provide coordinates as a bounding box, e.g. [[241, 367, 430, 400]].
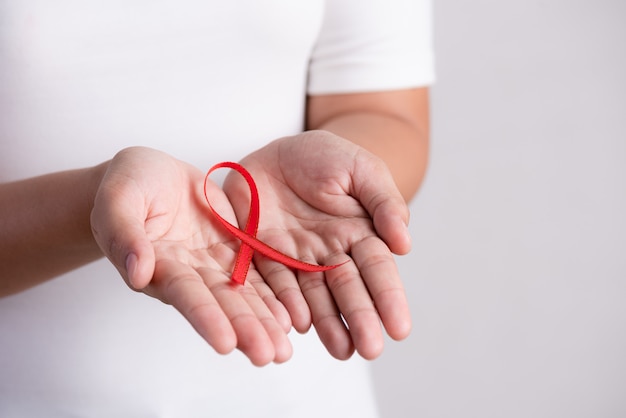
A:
[[91, 199, 155, 291], [353, 155, 412, 255]]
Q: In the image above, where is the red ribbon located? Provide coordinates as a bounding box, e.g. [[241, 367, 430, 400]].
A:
[[204, 162, 346, 285]]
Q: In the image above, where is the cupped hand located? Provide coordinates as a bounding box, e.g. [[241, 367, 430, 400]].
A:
[[223, 131, 412, 360], [90, 146, 292, 366]]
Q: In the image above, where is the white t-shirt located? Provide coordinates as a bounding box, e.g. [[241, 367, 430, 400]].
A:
[[0, 1, 434, 416]]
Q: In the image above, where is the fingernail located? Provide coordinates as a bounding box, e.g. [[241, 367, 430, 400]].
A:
[[399, 217, 412, 250], [125, 253, 138, 285]]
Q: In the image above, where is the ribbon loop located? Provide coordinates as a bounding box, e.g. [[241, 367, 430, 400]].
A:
[[204, 162, 345, 285]]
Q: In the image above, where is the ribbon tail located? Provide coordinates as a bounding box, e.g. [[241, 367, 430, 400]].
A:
[[208, 202, 346, 273]]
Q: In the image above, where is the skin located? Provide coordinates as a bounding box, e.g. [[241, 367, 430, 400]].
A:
[[224, 131, 412, 360], [0, 87, 430, 365]]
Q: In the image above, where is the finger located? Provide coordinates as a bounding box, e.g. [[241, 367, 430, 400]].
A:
[[255, 255, 312, 334], [322, 252, 385, 360], [233, 275, 293, 364], [351, 236, 412, 341], [91, 192, 155, 290], [352, 156, 412, 255], [151, 259, 237, 355], [299, 268, 355, 360], [151, 255, 289, 365], [245, 266, 293, 333], [204, 268, 293, 366]]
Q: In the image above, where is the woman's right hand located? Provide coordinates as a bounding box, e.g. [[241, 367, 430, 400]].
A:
[[90, 146, 292, 366]]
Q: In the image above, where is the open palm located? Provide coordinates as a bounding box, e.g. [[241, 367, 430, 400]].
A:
[[90, 147, 291, 366], [223, 131, 412, 360]]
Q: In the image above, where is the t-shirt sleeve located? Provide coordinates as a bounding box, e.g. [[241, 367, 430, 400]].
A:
[[307, 0, 435, 95]]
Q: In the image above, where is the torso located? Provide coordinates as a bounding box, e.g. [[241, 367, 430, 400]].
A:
[[0, 2, 379, 416]]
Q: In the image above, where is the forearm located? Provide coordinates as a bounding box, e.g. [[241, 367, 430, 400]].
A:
[[0, 163, 108, 296], [306, 87, 430, 202]]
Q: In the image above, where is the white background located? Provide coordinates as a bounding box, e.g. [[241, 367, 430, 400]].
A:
[[372, 1, 626, 417]]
